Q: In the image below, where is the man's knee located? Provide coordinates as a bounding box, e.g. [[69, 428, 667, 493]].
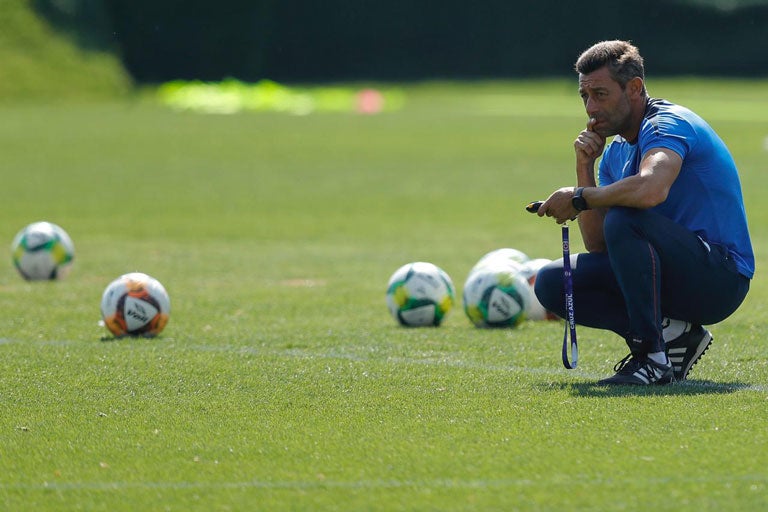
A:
[[604, 207, 637, 241], [533, 262, 564, 315]]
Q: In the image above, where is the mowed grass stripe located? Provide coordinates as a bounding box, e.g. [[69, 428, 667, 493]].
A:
[[3, 336, 768, 394]]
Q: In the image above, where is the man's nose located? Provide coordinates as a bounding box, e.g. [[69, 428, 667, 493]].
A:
[[584, 97, 599, 117]]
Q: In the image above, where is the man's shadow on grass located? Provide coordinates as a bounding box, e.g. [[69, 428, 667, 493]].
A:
[[548, 379, 760, 397]]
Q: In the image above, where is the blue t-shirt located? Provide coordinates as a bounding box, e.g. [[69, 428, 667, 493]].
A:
[[599, 98, 754, 278]]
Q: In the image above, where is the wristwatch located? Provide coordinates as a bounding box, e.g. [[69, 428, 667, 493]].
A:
[[572, 187, 590, 211]]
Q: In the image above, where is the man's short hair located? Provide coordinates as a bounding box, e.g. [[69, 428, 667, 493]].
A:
[[575, 40, 646, 93]]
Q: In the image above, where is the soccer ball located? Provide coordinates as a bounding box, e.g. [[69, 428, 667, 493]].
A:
[[100, 272, 171, 337], [386, 262, 455, 327], [11, 221, 75, 280], [470, 247, 530, 275], [520, 258, 559, 321], [463, 260, 533, 328]]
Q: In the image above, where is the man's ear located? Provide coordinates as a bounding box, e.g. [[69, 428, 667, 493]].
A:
[[627, 77, 645, 98]]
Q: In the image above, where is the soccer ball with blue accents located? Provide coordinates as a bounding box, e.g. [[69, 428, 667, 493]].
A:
[[463, 260, 533, 328], [11, 221, 75, 280], [100, 272, 171, 337], [386, 262, 455, 327]]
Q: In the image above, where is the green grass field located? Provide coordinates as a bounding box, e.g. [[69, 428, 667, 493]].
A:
[[1, 79, 768, 511]]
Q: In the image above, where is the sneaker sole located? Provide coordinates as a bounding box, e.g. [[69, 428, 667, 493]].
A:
[[668, 331, 713, 380], [596, 372, 674, 386]]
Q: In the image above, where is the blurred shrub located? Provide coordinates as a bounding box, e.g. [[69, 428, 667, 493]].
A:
[[0, 0, 129, 101]]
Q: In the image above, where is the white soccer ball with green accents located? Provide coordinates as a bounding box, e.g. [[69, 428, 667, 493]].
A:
[[463, 260, 533, 328], [386, 262, 455, 327], [470, 247, 530, 275], [11, 221, 75, 280]]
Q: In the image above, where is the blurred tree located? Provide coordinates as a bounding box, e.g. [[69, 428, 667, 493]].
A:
[[33, 0, 118, 50], [31, 0, 768, 83], [105, 0, 276, 82]]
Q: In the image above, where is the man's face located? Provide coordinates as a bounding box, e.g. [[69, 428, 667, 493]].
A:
[[578, 66, 632, 138]]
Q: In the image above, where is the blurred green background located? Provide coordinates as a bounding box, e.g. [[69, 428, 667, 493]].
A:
[[4, 0, 768, 102]]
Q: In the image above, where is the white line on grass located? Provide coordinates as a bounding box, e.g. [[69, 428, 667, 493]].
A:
[[183, 342, 768, 394], [3, 473, 768, 492], [3, 337, 767, 393]]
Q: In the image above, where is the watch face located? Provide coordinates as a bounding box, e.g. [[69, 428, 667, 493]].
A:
[[572, 191, 587, 211]]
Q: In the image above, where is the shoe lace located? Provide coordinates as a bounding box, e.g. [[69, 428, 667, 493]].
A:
[[613, 353, 644, 374], [613, 353, 672, 382]]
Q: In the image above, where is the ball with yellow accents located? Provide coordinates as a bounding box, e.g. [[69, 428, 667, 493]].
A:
[[11, 221, 75, 280], [386, 262, 455, 327]]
